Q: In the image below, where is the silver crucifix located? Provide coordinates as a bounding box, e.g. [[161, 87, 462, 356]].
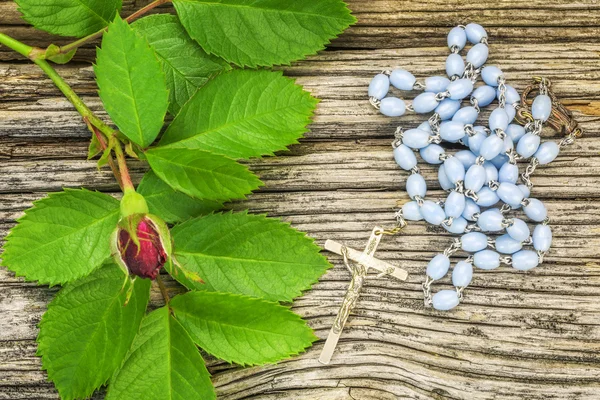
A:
[[319, 226, 408, 364]]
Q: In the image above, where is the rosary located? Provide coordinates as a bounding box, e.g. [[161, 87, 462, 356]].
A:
[[319, 23, 582, 365]]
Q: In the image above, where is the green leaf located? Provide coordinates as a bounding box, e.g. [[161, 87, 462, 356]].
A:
[[37, 263, 151, 400], [171, 291, 317, 366], [2, 189, 120, 285], [137, 171, 223, 224], [15, 0, 122, 37], [107, 307, 215, 400], [173, 0, 356, 67], [95, 16, 169, 148], [159, 69, 318, 159], [145, 147, 262, 202], [45, 44, 76, 64], [133, 14, 230, 116], [171, 211, 330, 302]]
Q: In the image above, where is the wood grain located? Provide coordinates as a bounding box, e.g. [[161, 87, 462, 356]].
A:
[[1, 0, 600, 399]]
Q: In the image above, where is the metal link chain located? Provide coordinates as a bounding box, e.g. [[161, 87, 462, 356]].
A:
[[521, 157, 539, 189], [422, 276, 433, 306], [498, 76, 507, 109], [443, 238, 462, 257], [369, 96, 381, 110], [413, 81, 426, 91]]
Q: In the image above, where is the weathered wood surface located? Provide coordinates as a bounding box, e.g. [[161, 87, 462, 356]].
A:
[[1, 0, 600, 399]]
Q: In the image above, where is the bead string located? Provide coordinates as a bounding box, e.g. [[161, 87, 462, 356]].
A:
[[367, 23, 580, 311]]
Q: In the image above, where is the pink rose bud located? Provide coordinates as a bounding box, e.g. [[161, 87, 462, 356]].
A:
[[117, 216, 167, 280]]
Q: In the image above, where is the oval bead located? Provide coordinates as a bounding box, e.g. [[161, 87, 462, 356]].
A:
[[406, 173, 427, 199], [389, 69, 416, 91], [477, 208, 504, 232], [418, 121, 432, 132], [462, 198, 481, 221], [481, 66, 503, 86], [503, 135, 514, 153], [465, 164, 486, 192], [533, 224, 552, 252], [497, 182, 525, 207], [535, 141, 560, 165], [455, 150, 477, 168], [512, 250, 539, 271], [413, 92, 440, 114], [483, 161, 499, 183], [432, 290, 460, 311], [420, 144, 445, 165], [445, 191, 466, 218], [403, 128, 431, 149], [471, 85, 496, 107], [380, 97, 406, 117], [498, 85, 520, 105], [507, 218, 530, 242], [440, 121, 466, 142], [435, 99, 461, 120], [427, 254, 451, 280], [506, 124, 526, 143], [498, 162, 519, 184], [532, 94, 552, 122], [465, 23, 487, 44], [489, 108, 509, 132], [474, 250, 500, 270], [447, 78, 474, 100], [368, 73, 390, 99], [448, 26, 467, 50], [505, 104, 516, 122], [438, 165, 455, 190], [480, 134, 504, 160], [476, 187, 499, 207], [446, 53, 465, 77], [426, 76, 451, 93], [524, 198, 547, 222], [452, 261, 473, 287], [402, 201, 423, 221], [495, 234, 523, 254], [453, 106, 479, 125], [517, 133, 541, 158], [461, 231, 488, 252], [490, 154, 509, 169], [444, 216, 468, 234], [393, 144, 417, 170], [518, 184, 531, 199], [444, 157, 465, 183], [466, 43, 488, 68], [420, 200, 446, 225], [468, 131, 487, 155]]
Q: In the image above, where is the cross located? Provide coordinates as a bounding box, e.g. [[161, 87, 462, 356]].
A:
[[318, 227, 409, 364]]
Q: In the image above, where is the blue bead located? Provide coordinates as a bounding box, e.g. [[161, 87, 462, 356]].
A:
[[420, 200, 446, 225], [477, 208, 504, 232], [506, 124, 526, 142], [420, 144, 445, 165], [512, 250, 539, 271], [503, 135, 514, 152], [468, 131, 487, 155], [393, 144, 417, 170], [471, 85, 496, 107], [465, 164, 486, 192], [446, 53, 465, 77], [440, 121, 465, 142], [495, 234, 523, 254], [535, 141, 560, 165], [444, 157, 465, 183], [380, 97, 406, 117], [518, 184, 530, 199], [465, 23, 487, 44], [389, 69, 416, 91], [448, 26, 467, 50], [498, 162, 519, 184], [463, 198, 480, 221], [452, 106, 479, 125], [481, 66, 503, 86], [524, 198, 547, 222], [452, 261, 473, 287], [426, 76, 451, 93], [483, 161, 498, 183], [427, 254, 451, 280], [418, 121, 432, 132], [447, 78, 474, 100], [445, 191, 466, 218], [489, 108, 509, 132], [438, 165, 455, 190], [413, 92, 439, 114], [435, 99, 461, 120], [498, 85, 520, 105], [507, 218, 530, 242], [467, 43, 488, 68], [479, 134, 504, 160], [461, 231, 488, 252], [517, 133, 541, 158], [403, 128, 431, 149], [406, 173, 427, 199], [474, 250, 500, 270], [444, 216, 468, 234], [505, 104, 516, 122], [402, 201, 423, 221], [490, 154, 509, 169], [432, 290, 460, 311], [476, 187, 499, 207], [497, 182, 525, 207], [455, 150, 477, 168], [533, 224, 552, 252], [368, 73, 389, 99], [532, 94, 552, 122]]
